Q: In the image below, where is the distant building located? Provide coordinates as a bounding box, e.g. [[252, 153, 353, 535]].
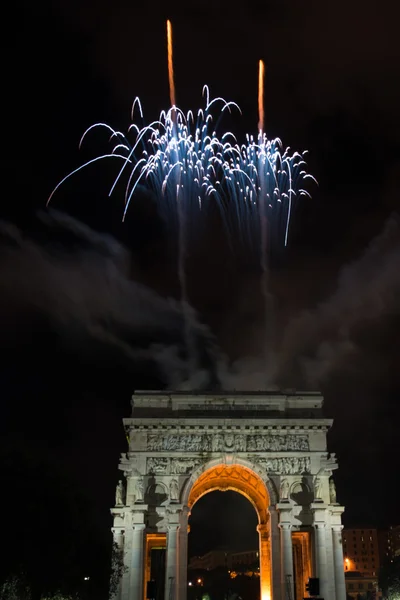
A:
[[378, 529, 393, 566], [188, 550, 230, 571], [378, 526, 400, 566], [188, 549, 259, 571], [389, 525, 400, 558], [345, 571, 379, 600], [343, 528, 380, 577], [231, 550, 259, 568]]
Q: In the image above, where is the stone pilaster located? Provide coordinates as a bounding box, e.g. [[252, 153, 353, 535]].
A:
[[178, 506, 190, 600], [129, 524, 145, 600], [111, 528, 124, 600], [269, 506, 281, 600], [165, 512, 180, 600], [278, 504, 294, 600], [257, 523, 272, 600], [330, 506, 346, 600], [312, 505, 329, 600]]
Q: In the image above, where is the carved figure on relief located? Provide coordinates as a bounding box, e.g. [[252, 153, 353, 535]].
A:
[[171, 458, 202, 474], [147, 457, 169, 474], [329, 478, 337, 504], [256, 456, 311, 475], [280, 479, 290, 500], [170, 479, 180, 502], [211, 434, 224, 452], [247, 434, 309, 452], [135, 478, 144, 502], [314, 477, 322, 500], [115, 480, 125, 506]]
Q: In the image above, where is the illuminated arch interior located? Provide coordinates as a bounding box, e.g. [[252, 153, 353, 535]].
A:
[[188, 464, 270, 524], [188, 464, 271, 600]]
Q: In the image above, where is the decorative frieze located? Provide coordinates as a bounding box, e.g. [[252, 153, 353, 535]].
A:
[[171, 458, 202, 474], [146, 432, 309, 453], [254, 456, 311, 474], [147, 457, 169, 474]]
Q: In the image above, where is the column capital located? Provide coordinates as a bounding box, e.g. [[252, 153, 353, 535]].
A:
[[332, 524, 344, 532], [132, 523, 146, 532], [112, 527, 125, 535], [166, 523, 180, 532], [313, 522, 326, 530], [278, 522, 292, 531], [179, 504, 191, 520]]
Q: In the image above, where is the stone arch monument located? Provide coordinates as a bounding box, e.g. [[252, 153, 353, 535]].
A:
[[111, 391, 346, 600]]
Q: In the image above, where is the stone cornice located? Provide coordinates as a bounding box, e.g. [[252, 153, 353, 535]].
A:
[[123, 418, 333, 430], [131, 392, 324, 416]]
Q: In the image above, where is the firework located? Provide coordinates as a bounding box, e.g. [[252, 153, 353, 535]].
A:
[[48, 90, 313, 248], [258, 59, 265, 134], [167, 20, 176, 108]]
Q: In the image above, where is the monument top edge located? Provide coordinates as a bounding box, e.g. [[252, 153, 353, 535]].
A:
[[133, 390, 322, 397], [131, 390, 324, 413]]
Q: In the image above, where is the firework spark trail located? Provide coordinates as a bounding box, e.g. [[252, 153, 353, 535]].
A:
[[257, 59, 273, 369], [47, 92, 314, 249], [165, 18, 193, 371], [258, 59, 265, 134], [167, 20, 176, 108]]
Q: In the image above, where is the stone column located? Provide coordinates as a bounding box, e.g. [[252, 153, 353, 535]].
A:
[[314, 523, 328, 600], [257, 524, 272, 600], [332, 525, 346, 600], [279, 523, 294, 600], [129, 524, 145, 600], [111, 528, 124, 600], [269, 506, 281, 600], [178, 507, 190, 600], [165, 524, 180, 600]]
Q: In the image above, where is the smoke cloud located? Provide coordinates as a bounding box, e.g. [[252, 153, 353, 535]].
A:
[[0, 210, 221, 390], [274, 215, 400, 388]]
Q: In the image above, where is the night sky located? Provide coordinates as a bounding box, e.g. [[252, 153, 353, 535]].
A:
[[2, 0, 400, 597]]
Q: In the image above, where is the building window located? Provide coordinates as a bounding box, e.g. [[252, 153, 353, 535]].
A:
[[349, 584, 354, 590], [359, 584, 364, 590]]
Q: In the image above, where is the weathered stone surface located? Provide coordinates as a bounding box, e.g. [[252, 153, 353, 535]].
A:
[[110, 391, 345, 600]]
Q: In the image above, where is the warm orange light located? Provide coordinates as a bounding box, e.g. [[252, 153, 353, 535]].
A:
[[166, 20, 176, 108], [188, 464, 271, 600], [258, 59, 265, 134]]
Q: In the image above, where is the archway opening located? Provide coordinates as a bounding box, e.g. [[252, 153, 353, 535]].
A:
[[188, 491, 259, 600], [186, 463, 271, 600]]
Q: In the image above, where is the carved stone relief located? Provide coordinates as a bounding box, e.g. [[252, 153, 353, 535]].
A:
[[254, 456, 311, 474], [171, 458, 202, 474], [146, 432, 309, 452], [147, 457, 169, 474], [247, 435, 309, 452]]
